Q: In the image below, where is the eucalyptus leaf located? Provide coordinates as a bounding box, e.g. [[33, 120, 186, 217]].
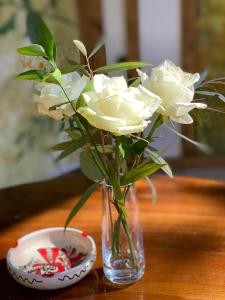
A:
[[80, 150, 104, 182], [17, 44, 46, 57], [56, 135, 88, 161], [26, 11, 56, 60], [73, 39, 87, 56], [64, 181, 101, 228], [121, 163, 164, 185], [95, 61, 150, 73]]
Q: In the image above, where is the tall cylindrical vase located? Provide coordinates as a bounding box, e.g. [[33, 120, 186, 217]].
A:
[[102, 183, 145, 284]]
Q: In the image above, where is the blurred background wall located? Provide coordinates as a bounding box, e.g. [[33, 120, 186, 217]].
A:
[[0, 0, 224, 188], [0, 0, 80, 188]]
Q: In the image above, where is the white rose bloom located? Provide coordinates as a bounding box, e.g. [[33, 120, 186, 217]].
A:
[[138, 60, 207, 124], [77, 74, 161, 135], [35, 72, 89, 120]]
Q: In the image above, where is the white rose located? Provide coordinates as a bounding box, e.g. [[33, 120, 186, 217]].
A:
[[77, 74, 161, 135], [138, 60, 207, 124], [35, 72, 89, 120]]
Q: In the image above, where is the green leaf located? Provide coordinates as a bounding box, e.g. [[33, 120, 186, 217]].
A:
[[146, 114, 163, 140], [73, 39, 87, 56], [16, 69, 49, 80], [51, 141, 73, 151], [56, 135, 88, 161], [95, 61, 150, 73], [76, 95, 87, 110], [65, 128, 82, 139], [144, 148, 173, 178], [76, 80, 93, 110], [88, 36, 105, 58], [121, 163, 164, 185], [116, 136, 133, 158], [80, 150, 104, 182], [17, 44, 46, 57], [64, 181, 100, 228], [26, 11, 56, 60], [195, 90, 225, 102], [145, 176, 157, 203]]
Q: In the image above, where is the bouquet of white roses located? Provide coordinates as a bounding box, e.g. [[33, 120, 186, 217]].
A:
[[16, 12, 225, 284]]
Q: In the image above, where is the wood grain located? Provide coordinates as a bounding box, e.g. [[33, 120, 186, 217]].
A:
[[1, 173, 225, 299]]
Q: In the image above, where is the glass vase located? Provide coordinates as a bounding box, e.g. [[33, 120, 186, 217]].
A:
[[102, 183, 145, 284]]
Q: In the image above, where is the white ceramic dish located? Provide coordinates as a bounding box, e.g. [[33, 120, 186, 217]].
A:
[[6, 227, 96, 290]]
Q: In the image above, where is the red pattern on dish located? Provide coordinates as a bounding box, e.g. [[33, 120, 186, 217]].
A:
[[26, 246, 86, 277]]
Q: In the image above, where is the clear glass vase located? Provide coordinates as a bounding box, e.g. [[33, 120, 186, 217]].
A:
[[102, 183, 145, 284]]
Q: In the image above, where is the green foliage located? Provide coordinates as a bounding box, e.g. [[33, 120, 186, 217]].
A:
[[64, 181, 101, 229], [76, 80, 93, 110], [51, 68, 62, 83], [144, 148, 173, 178], [51, 141, 74, 151], [16, 69, 49, 80], [26, 11, 56, 60], [80, 150, 104, 182], [121, 163, 164, 185], [95, 61, 150, 73], [65, 128, 82, 139], [117, 135, 149, 158], [17, 44, 46, 57], [56, 135, 88, 161]]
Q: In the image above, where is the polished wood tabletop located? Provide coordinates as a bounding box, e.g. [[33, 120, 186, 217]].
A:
[[1, 172, 225, 299]]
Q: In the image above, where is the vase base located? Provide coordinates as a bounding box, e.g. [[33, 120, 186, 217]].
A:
[[103, 261, 145, 285]]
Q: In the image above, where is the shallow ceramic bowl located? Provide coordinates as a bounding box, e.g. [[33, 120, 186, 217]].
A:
[[6, 227, 96, 290]]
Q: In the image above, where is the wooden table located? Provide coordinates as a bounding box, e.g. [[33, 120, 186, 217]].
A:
[[1, 173, 225, 299]]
